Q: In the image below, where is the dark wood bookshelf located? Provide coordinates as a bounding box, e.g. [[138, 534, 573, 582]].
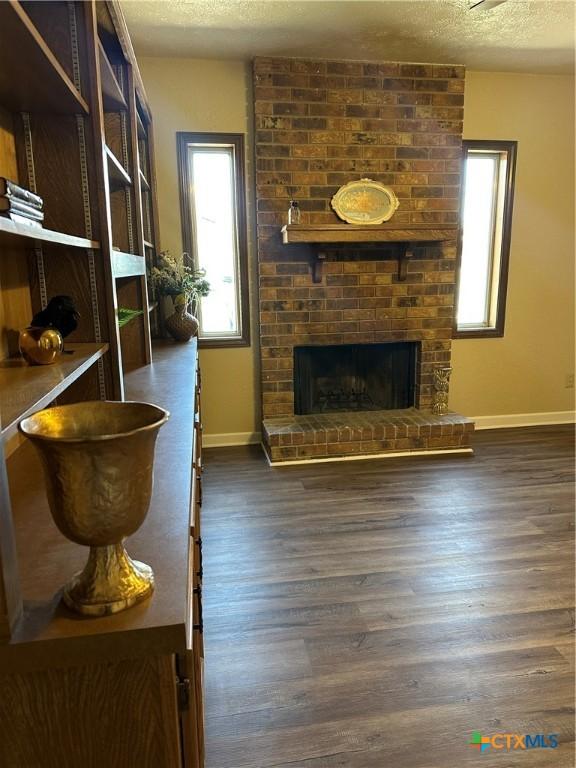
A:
[[0, 2, 89, 115], [0, 0, 158, 644], [0, 4, 205, 764], [0, 1, 210, 759]]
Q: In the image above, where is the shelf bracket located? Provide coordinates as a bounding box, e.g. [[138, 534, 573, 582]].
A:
[[398, 243, 416, 282], [312, 250, 326, 283]]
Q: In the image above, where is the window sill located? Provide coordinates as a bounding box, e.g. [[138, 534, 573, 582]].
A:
[[453, 327, 504, 339], [198, 335, 251, 349]]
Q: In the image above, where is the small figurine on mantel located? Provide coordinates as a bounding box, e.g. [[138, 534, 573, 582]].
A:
[[19, 295, 80, 365]]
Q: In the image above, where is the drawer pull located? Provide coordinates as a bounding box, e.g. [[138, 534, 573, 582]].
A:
[[196, 536, 203, 580], [193, 585, 203, 633]]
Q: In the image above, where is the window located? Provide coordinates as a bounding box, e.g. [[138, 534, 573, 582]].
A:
[[177, 132, 250, 346], [455, 140, 517, 338]]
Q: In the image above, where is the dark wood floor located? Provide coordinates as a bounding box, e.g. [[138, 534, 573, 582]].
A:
[[201, 426, 575, 768]]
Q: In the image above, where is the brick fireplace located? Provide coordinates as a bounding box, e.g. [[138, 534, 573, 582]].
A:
[[253, 56, 474, 463]]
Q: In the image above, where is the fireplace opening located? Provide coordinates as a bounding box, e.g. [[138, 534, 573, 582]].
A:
[[294, 342, 418, 415]]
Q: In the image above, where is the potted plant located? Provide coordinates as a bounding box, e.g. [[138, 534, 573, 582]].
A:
[[149, 251, 210, 342]]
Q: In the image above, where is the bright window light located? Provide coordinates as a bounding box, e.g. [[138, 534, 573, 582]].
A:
[[178, 132, 250, 347], [456, 141, 517, 337], [188, 147, 240, 338]]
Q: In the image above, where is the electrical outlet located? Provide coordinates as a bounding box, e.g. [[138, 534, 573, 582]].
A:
[[565, 373, 575, 389]]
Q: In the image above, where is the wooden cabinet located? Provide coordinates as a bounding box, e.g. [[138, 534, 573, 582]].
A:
[[0, 2, 205, 764]]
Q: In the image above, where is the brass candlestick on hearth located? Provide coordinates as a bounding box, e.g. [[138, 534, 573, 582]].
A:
[[19, 401, 169, 616], [432, 366, 452, 415]]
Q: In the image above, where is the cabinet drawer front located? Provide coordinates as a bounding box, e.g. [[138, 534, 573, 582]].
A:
[[177, 650, 204, 768]]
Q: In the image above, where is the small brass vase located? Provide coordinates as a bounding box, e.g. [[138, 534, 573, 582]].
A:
[[19, 401, 169, 616], [19, 327, 64, 365]]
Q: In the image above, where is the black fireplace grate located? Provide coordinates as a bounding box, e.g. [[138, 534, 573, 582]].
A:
[[294, 342, 418, 415]]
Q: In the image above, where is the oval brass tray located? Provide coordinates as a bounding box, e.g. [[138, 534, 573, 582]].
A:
[[331, 178, 400, 225]]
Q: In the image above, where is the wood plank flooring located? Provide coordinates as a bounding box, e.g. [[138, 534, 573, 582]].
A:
[[201, 426, 575, 768]]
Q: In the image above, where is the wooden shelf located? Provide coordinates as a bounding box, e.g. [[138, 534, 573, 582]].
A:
[[112, 250, 145, 277], [98, 38, 127, 112], [105, 145, 131, 190], [136, 110, 146, 139], [281, 223, 459, 244], [0, 217, 99, 250], [0, 343, 108, 442], [139, 169, 151, 191], [0, 2, 89, 115]]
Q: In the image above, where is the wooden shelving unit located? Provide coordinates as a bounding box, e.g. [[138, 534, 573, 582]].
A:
[[0, 0, 160, 639], [0, 4, 205, 764], [0, 6, 212, 762]]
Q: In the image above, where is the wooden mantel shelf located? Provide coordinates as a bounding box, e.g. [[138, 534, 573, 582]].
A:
[[281, 223, 459, 245], [281, 223, 459, 282]]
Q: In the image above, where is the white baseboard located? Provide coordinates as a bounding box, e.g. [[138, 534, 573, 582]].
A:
[[473, 411, 575, 430], [203, 431, 261, 447]]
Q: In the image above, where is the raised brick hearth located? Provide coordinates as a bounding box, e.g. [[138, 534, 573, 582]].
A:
[[264, 409, 474, 463], [253, 56, 475, 463]]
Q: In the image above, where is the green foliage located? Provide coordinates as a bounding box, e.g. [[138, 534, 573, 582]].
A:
[[117, 307, 144, 328], [149, 251, 210, 306]]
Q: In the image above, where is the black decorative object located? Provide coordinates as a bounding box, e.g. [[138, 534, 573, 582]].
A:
[[31, 295, 80, 338]]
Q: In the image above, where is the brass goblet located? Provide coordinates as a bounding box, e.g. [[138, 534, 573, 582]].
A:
[[19, 401, 169, 616]]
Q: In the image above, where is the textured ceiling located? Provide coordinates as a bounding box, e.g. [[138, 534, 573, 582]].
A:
[[121, 0, 575, 74]]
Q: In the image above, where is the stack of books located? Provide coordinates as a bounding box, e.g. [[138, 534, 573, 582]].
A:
[[0, 178, 44, 229]]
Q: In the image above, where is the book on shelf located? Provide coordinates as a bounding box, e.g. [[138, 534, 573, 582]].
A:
[[0, 211, 43, 229], [0, 178, 44, 210], [0, 198, 44, 220]]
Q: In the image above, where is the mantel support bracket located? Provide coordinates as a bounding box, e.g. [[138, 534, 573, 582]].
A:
[[398, 243, 416, 282], [312, 250, 326, 284], [310, 242, 418, 283]]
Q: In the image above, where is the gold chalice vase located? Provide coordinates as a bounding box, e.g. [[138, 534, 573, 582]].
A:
[[19, 401, 170, 617]]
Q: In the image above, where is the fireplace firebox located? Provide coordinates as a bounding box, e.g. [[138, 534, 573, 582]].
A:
[[294, 342, 418, 415]]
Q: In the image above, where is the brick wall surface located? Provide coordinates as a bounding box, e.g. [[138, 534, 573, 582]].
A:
[[253, 57, 465, 423]]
